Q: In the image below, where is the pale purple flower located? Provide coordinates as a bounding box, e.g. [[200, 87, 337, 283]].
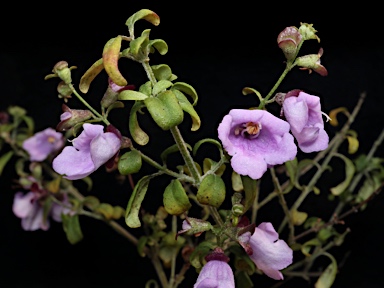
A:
[[12, 191, 71, 231], [22, 128, 64, 161], [283, 91, 329, 153], [217, 109, 297, 180], [249, 222, 293, 280], [52, 123, 121, 180], [194, 249, 235, 288]]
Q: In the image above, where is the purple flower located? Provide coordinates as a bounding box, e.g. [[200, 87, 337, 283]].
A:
[[12, 191, 71, 231], [194, 249, 235, 288], [217, 109, 297, 180], [249, 222, 293, 280], [283, 91, 329, 153], [22, 128, 64, 161], [52, 123, 121, 180]]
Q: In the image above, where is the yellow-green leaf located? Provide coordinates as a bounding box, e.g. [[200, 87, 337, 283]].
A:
[[0, 151, 13, 176], [314, 253, 338, 288], [125, 9, 160, 37], [292, 209, 308, 226], [171, 82, 198, 106], [330, 153, 356, 196], [346, 135, 359, 154], [328, 107, 349, 126], [129, 102, 149, 146], [118, 90, 148, 101], [172, 89, 201, 131], [79, 58, 104, 93], [102, 36, 127, 86]]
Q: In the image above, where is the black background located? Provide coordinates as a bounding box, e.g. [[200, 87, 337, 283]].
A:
[[1, 2, 384, 288]]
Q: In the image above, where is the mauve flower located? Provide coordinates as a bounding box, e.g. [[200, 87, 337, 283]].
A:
[[52, 123, 121, 180], [22, 128, 64, 161], [249, 222, 293, 280], [283, 91, 329, 153], [217, 109, 297, 180], [194, 248, 235, 288], [12, 191, 71, 231]]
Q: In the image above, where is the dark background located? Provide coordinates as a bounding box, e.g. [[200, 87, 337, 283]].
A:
[[1, 2, 384, 288]]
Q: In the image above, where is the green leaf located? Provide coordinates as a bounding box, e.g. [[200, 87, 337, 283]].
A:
[[163, 180, 191, 215], [285, 157, 298, 184], [202, 158, 226, 176], [139, 81, 153, 96], [330, 153, 356, 196], [231, 171, 244, 192], [118, 90, 148, 101], [118, 150, 142, 175], [82, 195, 100, 210], [235, 271, 254, 288], [152, 80, 173, 96], [160, 143, 192, 165], [356, 171, 384, 208], [301, 238, 322, 256], [241, 176, 258, 213], [172, 89, 201, 131], [197, 174, 226, 208], [144, 90, 184, 130], [21, 115, 34, 135], [0, 151, 13, 175], [292, 209, 308, 226], [149, 39, 168, 55], [137, 236, 148, 257], [193, 138, 223, 157], [125, 175, 156, 228], [242, 87, 262, 100], [346, 135, 359, 154], [314, 252, 338, 288], [189, 241, 215, 269], [151, 64, 172, 81], [171, 82, 198, 106], [129, 102, 149, 145], [62, 214, 83, 244], [129, 29, 151, 57], [125, 9, 160, 37], [95, 203, 115, 220]]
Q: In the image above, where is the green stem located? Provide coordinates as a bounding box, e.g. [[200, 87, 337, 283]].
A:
[[170, 126, 201, 185], [251, 179, 260, 224], [69, 84, 110, 125], [270, 167, 295, 244]]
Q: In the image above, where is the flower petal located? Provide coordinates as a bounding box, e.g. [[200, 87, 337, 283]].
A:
[[12, 192, 35, 218]]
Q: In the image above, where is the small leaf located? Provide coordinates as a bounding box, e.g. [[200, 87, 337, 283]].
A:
[[21, 115, 34, 135], [118, 150, 142, 175], [301, 238, 322, 256], [0, 151, 13, 175], [203, 158, 226, 176], [96, 203, 115, 220], [193, 138, 223, 157], [125, 9, 160, 36], [314, 253, 338, 288], [130, 30, 150, 56], [285, 158, 298, 184], [83, 196, 100, 210], [149, 39, 168, 55], [328, 107, 349, 126], [330, 153, 356, 196], [152, 80, 173, 96], [118, 90, 148, 101], [346, 135, 359, 154], [79, 58, 104, 93], [231, 171, 244, 192], [125, 175, 156, 228], [171, 82, 198, 106], [112, 206, 125, 219], [241, 176, 258, 213], [292, 209, 308, 226], [197, 174, 226, 208], [163, 179, 191, 215], [103, 36, 127, 86], [160, 143, 192, 165], [172, 89, 201, 131], [139, 81, 152, 96], [242, 87, 262, 99], [151, 64, 172, 81], [137, 236, 148, 257], [129, 102, 149, 145], [62, 214, 83, 244], [189, 241, 215, 269]]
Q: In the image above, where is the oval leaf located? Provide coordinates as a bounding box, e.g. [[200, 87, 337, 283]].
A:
[[149, 39, 168, 55], [62, 214, 83, 245], [314, 253, 338, 288], [118, 90, 148, 101], [163, 179, 191, 215], [152, 64, 172, 81], [152, 80, 173, 96]]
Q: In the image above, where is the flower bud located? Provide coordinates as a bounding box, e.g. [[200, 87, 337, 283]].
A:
[[177, 217, 212, 237], [197, 174, 226, 208], [101, 78, 135, 109], [53, 61, 76, 85], [277, 26, 302, 60], [56, 104, 93, 131], [294, 48, 328, 76], [298, 22, 320, 42]]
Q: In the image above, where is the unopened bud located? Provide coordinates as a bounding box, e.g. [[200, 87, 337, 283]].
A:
[[277, 26, 302, 60]]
